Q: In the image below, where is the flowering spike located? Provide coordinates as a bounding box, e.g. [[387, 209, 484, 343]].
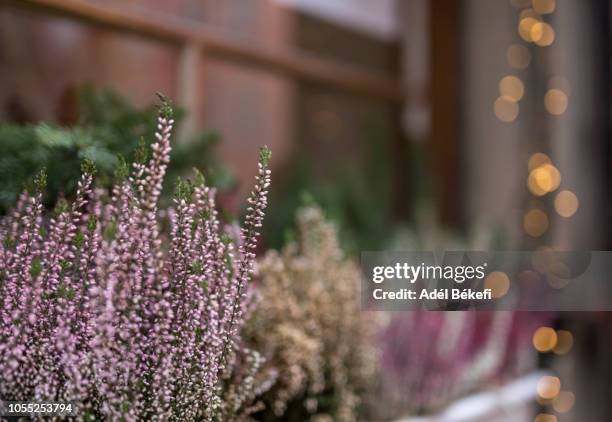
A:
[[193, 168, 206, 187], [217, 144, 272, 372], [54, 197, 69, 215], [114, 154, 129, 181], [156, 92, 174, 119], [0, 98, 271, 421], [81, 158, 97, 176], [134, 136, 148, 164], [174, 177, 195, 202], [34, 168, 47, 192], [259, 145, 271, 167], [24, 168, 47, 194]]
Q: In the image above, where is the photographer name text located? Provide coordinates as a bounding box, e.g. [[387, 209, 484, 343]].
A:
[[370, 262, 493, 303], [372, 288, 492, 301]]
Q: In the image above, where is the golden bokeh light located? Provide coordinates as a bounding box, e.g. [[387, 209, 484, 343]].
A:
[[532, 0, 556, 14], [530, 22, 544, 40], [555, 190, 579, 218], [528, 152, 551, 171], [519, 17, 541, 42], [537, 376, 561, 400], [552, 390, 575, 413], [484, 271, 510, 298], [499, 76, 525, 101], [528, 164, 561, 196], [494, 96, 519, 122], [524, 209, 549, 237], [531, 167, 552, 192], [533, 326, 557, 352], [530, 22, 555, 47], [553, 330, 574, 355], [528, 176, 548, 196], [541, 164, 561, 191], [507, 44, 531, 69], [534, 414, 558, 422], [545, 89, 568, 115]]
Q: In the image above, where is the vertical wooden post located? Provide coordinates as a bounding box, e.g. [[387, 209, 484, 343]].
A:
[[177, 42, 202, 142], [396, 0, 430, 221], [430, 0, 461, 227]]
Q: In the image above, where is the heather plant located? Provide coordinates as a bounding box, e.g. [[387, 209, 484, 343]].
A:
[[0, 96, 271, 421], [371, 311, 548, 419], [247, 206, 378, 422]]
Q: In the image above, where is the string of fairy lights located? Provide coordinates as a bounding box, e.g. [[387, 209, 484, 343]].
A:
[[494, 1, 576, 421], [532, 327, 575, 421], [496, 0, 577, 232]]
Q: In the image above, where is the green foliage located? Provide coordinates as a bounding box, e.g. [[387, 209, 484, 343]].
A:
[[45, 282, 76, 301], [54, 198, 69, 216], [193, 168, 206, 187], [0, 85, 232, 214], [73, 231, 85, 249], [33, 168, 48, 193], [174, 177, 195, 202], [30, 258, 42, 278], [262, 106, 399, 255], [81, 158, 97, 176], [24, 168, 48, 195], [134, 137, 149, 165], [264, 153, 394, 255], [103, 220, 117, 241], [114, 154, 129, 181], [156, 92, 174, 119], [190, 261, 203, 275], [87, 214, 97, 233], [3, 237, 14, 249], [259, 145, 272, 167]]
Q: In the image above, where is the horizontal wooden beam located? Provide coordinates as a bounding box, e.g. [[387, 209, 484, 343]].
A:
[[11, 0, 404, 102]]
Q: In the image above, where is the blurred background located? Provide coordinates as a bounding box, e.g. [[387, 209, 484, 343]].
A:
[[1, 0, 611, 420]]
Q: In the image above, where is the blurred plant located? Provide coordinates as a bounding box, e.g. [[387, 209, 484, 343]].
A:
[[368, 213, 547, 420], [370, 311, 547, 419], [264, 116, 397, 255], [0, 85, 232, 214], [0, 98, 271, 421], [246, 206, 378, 422]]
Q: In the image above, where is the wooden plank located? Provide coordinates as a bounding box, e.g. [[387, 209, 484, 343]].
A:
[[430, 0, 461, 226], [10, 0, 404, 102], [176, 42, 202, 140]]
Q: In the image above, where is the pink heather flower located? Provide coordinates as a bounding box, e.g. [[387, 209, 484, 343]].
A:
[[0, 97, 272, 421], [373, 310, 549, 418]]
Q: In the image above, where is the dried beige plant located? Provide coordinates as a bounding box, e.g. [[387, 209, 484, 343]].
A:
[[246, 206, 378, 421]]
